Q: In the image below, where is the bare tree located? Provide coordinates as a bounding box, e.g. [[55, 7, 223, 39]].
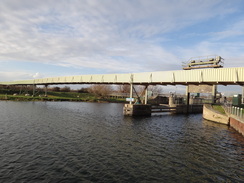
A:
[[133, 85, 163, 102], [88, 84, 112, 97], [117, 84, 130, 93], [52, 86, 60, 92], [148, 85, 163, 95], [61, 86, 71, 92], [78, 87, 89, 93]]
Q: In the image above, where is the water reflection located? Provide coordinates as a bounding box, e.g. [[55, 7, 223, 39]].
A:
[[0, 101, 243, 182]]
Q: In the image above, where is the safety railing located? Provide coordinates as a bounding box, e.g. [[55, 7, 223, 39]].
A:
[[224, 103, 244, 121]]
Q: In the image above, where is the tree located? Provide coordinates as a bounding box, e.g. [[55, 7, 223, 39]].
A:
[[52, 86, 60, 92], [117, 84, 130, 93], [148, 85, 163, 96], [61, 86, 71, 92], [78, 87, 89, 93], [88, 84, 111, 97]]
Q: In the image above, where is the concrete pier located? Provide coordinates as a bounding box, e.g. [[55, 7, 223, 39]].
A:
[[123, 104, 151, 116], [173, 104, 203, 114], [202, 104, 229, 125], [169, 95, 203, 114], [123, 103, 203, 116]]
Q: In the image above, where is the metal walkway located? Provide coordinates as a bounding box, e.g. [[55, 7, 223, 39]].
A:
[[1, 67, 244, 86]]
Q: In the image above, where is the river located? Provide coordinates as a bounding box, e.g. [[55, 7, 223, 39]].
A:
[[0, 101, 243, 182]]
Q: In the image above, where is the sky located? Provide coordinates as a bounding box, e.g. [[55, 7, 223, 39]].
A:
[[1, 0, 244, 94]]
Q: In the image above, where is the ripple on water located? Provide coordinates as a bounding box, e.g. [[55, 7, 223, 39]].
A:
[[0, 101, 243, 182]]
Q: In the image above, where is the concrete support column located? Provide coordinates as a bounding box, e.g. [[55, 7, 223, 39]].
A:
[[19, 85, 23, 95], [169, 94, 175, 106], [44, 85, 48, 97], [123, 104, 151, 116], [212, 85, 217, 104], [144, 85, 148, 104], [129, 83, 133, 104], [186, 86, 190, 113], [32, 84, 36, 97], [242, 86, 244, 103]]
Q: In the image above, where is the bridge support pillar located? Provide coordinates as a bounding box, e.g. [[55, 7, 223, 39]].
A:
[[129, 83, 133, 104], [32, 84, 36, 97], [123, 104, 151, 116], [242, 86, 244, 104], [212, 85, 217, 103], [144, 86, 148, 104], [186, 86, 190, 113], [19, 85, 23, 95], [44, 85, 48, 97]]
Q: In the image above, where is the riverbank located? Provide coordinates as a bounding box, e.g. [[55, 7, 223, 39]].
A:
[[203, 104, 229, 125], [0, 92, 126, 103], [203, 104, 244, 136]]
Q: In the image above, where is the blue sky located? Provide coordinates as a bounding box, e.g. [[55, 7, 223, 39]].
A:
[[1, 0, 244, 87]]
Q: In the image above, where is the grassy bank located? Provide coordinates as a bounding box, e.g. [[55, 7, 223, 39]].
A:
[[212, 104, 226, 114], [0, 92, 126, 103]]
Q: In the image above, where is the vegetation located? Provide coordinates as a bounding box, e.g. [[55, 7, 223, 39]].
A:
[[0, 85, 125, 103], [0, 84, 163, 103], [212, 105, 226, 114], [88, 85, 112, 97], [0, 92, 126, 103]]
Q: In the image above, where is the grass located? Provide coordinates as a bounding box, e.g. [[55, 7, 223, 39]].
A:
[[0, 91, 126, 103], [212, 105, 226, 114]]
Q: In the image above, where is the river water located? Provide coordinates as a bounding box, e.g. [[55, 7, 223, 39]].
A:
[[0, 101, 243, 182]]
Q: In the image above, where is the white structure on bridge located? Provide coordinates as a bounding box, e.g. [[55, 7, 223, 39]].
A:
[[1, 67, 244, 116], [0, 67, 244, 86]]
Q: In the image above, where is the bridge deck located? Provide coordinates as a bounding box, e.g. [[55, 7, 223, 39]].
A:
[[1, 67, 244, 86]]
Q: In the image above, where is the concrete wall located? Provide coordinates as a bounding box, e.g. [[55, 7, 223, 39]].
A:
[[169, 102, 203, 114], [172, 104, 203, 114], [203, 104, 229, 125], [148, 96, 168, 105], [230, 117, 244, 136], [123, 104, 151, 116], [203, 104, 244, 136]]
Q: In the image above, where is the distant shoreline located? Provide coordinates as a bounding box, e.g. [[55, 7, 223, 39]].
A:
[[0, 94, 126, 103]]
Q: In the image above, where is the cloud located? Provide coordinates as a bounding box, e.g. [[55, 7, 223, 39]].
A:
[[209, 19, 244, 41], [0, 71, 35, 81], [174, 11, 244, 67], [0, 0, 239, 76], [32, 72, 43, 79], [176, 40, 244, 68]]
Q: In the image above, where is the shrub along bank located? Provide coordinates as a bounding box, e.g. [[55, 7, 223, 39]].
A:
[[0, 92, 126, 103]]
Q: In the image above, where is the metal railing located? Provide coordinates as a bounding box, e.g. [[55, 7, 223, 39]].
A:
[[224, 103, 244, 121]]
